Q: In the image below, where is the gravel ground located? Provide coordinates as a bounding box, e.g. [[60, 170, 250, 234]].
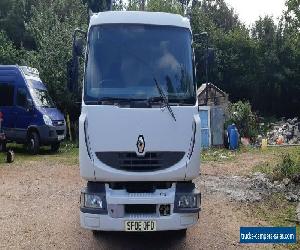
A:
[[0, 153, 270, 250]]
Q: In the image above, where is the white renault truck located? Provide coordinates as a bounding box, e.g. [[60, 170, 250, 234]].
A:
[[70, 10, 201, 233]]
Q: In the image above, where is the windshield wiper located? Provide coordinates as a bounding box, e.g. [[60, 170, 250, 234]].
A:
[[97, 97, 136, 104], [154, 78, 176, 122]]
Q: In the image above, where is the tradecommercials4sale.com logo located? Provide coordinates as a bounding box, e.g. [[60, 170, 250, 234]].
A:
[[240, 227, 297, 244]]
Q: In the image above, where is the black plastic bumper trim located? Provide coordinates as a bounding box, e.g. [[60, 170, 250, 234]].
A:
[[80, 182, 108, 214], [174, 182, 201, 213]]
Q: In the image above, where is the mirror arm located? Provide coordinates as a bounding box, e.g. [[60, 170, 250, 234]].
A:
[[73, 28, 87, 43]]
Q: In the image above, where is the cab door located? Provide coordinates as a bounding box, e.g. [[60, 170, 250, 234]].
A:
[[14, 87, 32, 142]]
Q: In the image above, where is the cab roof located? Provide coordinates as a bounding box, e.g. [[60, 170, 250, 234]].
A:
[[89, 11, 191, 30]]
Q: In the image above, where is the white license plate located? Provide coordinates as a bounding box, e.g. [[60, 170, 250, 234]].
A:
[[57, 135, 65, 141], [125, 220, 156, 232]]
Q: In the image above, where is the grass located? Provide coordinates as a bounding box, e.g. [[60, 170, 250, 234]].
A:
[[252, 146, 300, 181], [243, 193, 300, 249], [246, 146, 300, 248], [0, 141, 79, 165], [201, 146, 260, 163]]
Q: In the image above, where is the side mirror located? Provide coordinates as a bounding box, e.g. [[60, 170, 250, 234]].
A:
[[27, 99, 34, 111], [68, 28, 86, 93], [74, 38, 85, 57]]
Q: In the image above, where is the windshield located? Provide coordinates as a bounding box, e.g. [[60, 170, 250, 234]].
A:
[[84, 24, 196, 105], [30, 88, 55, 108]]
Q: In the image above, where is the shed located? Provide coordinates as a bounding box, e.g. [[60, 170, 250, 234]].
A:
[[198, 83, 229, 148]]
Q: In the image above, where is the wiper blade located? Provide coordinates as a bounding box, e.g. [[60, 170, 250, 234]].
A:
[[97, 97, 136, 104], [154, 78, 176, 122]]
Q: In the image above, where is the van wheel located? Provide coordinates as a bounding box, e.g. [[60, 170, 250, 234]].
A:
[[6, 150, 14, 163], [27, 132, 40, 155], [51, 142, 60, 152]]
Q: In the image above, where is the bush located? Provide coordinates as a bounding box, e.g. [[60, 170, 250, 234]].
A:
[[226, 101, 259, 141], [273, 154, 300, 181]]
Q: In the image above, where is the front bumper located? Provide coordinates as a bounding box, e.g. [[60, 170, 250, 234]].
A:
[[80, 182, 201, 231], [38, 125, 66, 145], [80, 212, 198, 231]]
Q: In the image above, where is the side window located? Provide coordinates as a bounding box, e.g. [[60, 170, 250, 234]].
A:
[[16, 88, 27, 108], [0, 84, 14, 106]]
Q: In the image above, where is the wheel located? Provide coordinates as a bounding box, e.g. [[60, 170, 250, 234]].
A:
[[92, 230, 101, 237], [174, 229, 187, 238], [51, 142, 60, 152], [6, 150, 14, 163], [27, 132, 40, 155]]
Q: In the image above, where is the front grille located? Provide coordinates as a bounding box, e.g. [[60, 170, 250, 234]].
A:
[[125, 204, 157, 214], [96, 151, 185, 172], [109, 182, 172, 193], [56, 130, 64, 135], [53, 120, 65, 126]]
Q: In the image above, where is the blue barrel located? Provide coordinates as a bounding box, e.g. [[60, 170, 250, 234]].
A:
[[227, 124, 239, 150]]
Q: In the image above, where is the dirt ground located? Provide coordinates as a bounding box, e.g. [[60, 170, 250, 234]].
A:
[[0, 150, 277, 250]]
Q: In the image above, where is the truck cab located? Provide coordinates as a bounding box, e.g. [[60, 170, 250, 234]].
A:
[[73, 11, 201, 233], [0, 65, 66, 154]]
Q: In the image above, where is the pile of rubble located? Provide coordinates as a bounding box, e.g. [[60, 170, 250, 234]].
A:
[[266, 117, 300, 145], [202, 172, 300, 203]]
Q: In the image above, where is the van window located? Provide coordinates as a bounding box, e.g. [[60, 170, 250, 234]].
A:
[[16, 88, 27, 108], [0, 84, 14, 106], [30, 88, 55, 108]]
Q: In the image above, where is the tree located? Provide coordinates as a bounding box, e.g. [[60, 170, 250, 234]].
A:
[[82, 0, 112, 12], [285, 0, 300, 27], [0, 31, 20, 64], [24, 0, 88, 117]]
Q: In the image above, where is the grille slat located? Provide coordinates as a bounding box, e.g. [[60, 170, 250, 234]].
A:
[[52, 120, 65, 126], [96, 151, 185, 172], [56, 130, 64, 135]]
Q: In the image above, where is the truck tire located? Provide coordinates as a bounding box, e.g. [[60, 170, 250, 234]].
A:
[[51, 142, 60, 152], [92, 230, 101, 237], [27, 132, 40, 155], [175, 229, 187, 238]]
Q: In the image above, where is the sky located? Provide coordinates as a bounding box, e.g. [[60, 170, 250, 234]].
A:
[[225, 0, 287, 26]]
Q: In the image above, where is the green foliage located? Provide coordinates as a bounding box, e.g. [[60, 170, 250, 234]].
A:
[[273, 153, 300, 181], [147, 0, 183, 14], [0, 31, 19, 64], [0, 0, 37, 49], [0, 142, 79, 165], [23, 0, 88, 116], [226, 101, 259, 139], [201, 148, 237, 162]]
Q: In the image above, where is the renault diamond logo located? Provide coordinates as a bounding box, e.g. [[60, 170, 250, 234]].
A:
[[136, 135, 145, 154]]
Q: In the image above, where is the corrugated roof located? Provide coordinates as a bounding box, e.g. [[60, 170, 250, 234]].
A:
[[197, 83, 227, 96]]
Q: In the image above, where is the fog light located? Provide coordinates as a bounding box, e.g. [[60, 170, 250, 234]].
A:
[[159, 204, 171, 216]]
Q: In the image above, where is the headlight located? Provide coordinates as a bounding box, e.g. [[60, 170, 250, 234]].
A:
[[43, 115, 53, 126], [80, 183, 107, 214], [80, 189, 107, 211], [174, 183, 201, 213], [177, 194, 200, 208], [82, 193, 104, 209]]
